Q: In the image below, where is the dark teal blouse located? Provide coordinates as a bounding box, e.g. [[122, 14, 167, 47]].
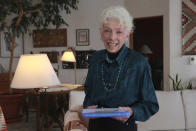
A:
[[83, 44, 159, 122]]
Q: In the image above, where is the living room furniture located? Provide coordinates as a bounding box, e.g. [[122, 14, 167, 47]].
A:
[[0, 106, 8, 131], [0, 73, 10, 93], [64, 90, 196, 131], [23, 84, 83, 131], [11, 54, 61, 131], [39, 84, 83, 131], [0, 73, 24, 123]]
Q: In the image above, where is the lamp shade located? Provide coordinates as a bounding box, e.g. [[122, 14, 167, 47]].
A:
[[139, 44, 152, 54], [11, 54, 60, 89], [61, 51, 76, 62]]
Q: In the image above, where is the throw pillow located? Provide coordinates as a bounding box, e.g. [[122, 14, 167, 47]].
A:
[[0, 107, 7, 131], [65, 120, 87, 131]]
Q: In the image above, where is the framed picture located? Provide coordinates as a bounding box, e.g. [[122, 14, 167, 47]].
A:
[[182, 0, 196, 55], [76, 29, 89, 46], [40, 51, 59, 63], [0, 32, 24, 57], [33, 28, 67, 47]]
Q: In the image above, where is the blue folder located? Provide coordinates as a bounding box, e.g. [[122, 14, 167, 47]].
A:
[[82, 108, 130, 118]]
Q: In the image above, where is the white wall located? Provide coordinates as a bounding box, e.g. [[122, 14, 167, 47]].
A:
[[1, 0, 196, 89], [169, 0, 196, 88]]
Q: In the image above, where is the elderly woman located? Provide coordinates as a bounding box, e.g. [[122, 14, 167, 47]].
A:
[[83, 6, 159, 131]]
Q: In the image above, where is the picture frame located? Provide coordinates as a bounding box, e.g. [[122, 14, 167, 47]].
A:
[[182, 0, 196, 55], [76, 29, 89, 46], [33, 28, 67, 47], [40, 51, 59, 63], [0, 32, 24, 58]]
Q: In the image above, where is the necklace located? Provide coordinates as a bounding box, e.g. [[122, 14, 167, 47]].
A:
[[101, 61, 123, 92]]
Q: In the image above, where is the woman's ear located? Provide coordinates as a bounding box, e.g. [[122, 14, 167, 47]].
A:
[[125, 32, 130, 40]]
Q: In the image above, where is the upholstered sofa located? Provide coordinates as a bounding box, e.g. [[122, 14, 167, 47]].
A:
[[64, 90, 196, 131]]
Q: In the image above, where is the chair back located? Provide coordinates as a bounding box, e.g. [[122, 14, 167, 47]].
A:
[[69, 90, 85, 111]]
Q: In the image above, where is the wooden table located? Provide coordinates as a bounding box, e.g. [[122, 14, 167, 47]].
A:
[[26, 83, 83, 131]]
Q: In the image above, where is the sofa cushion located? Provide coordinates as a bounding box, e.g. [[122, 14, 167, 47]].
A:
[[182, 90, 196, 129], [69, 91, 85, 112], [137, 91, 185, 131], [186, 129, 196, 131]]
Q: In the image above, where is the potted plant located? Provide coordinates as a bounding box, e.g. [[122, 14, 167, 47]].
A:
[[0, 0, 79, 123], [169, 74, 193, 91]]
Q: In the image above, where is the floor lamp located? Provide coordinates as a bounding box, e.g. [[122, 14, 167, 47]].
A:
[[61, 50, 77, 84], [11, 54, 60, 131]]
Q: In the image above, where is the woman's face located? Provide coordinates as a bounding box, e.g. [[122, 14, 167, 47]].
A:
[[101, 18, 129, 53]]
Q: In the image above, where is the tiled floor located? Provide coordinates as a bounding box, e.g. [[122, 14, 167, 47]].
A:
[[7, 113, 62, 131]]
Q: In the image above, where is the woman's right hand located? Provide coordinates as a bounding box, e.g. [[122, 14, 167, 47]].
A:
[[86, 105, 98, 119], [87, 105, 98, 109]]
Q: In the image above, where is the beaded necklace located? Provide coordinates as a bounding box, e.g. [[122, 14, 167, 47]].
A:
[[101, 61, 123, 92]]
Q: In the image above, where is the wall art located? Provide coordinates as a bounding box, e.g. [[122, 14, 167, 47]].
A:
[[33, 28, 67, 47], [76, 29, 89, 46], [182, 0, 196, 55]]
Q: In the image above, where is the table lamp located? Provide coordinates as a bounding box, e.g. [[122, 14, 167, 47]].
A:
[[139, 44, 152, 54], [61, 50, 77, 84], [11, 54, 60, 89], [139, 44, 152, 61], [10, 54, 60, 131]]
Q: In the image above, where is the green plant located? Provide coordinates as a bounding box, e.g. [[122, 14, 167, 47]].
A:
[[169, 74, 183, 90], [186, 81, 193, 90], [0, 0, 79, 93], [169, 74, 193, 90]]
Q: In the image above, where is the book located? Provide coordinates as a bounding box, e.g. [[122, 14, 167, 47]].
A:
[[82, 108, 130, 118], [59, 83, 83, 89], [40, 83, 83, 93]]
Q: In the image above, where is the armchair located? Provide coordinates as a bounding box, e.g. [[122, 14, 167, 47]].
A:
[[0, 106, 8, 131]]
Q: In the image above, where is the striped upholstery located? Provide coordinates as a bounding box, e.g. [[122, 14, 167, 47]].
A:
[[0, 106, 7, 131]]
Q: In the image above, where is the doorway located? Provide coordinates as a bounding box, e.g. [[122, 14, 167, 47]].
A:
[[130, 16, 163, 90]]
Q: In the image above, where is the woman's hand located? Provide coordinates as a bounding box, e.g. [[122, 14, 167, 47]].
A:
[[113, 107, 133, 123], [87, 105, 98, 109], [86, 105, 98, 119]]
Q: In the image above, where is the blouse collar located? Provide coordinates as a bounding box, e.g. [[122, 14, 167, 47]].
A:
[[105, 44, 128, 65]]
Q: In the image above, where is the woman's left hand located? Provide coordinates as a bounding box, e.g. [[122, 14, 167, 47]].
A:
[[112, 107, 133, 123]]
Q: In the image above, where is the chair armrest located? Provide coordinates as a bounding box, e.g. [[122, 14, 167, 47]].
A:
[[64, 110, 81, 128]]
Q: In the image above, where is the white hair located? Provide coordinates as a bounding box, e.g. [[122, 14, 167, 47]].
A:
[[100, 6, 134, 34]]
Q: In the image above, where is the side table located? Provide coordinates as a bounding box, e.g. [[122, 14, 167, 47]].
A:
[[38, 83, 83, 131]]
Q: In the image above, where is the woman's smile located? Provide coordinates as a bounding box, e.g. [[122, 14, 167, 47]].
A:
[[107, 41, 118, 46], [101, 18, 129, 53]]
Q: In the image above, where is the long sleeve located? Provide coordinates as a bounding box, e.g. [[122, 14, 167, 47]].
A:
[[83, 54, 95, 108], [128, 62, 159, 122]]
